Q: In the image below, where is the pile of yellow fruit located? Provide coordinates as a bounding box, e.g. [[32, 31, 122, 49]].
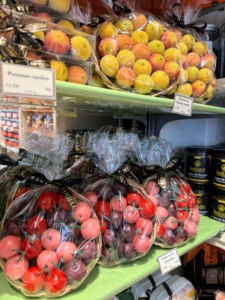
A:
[[97, 13, 216, 100]]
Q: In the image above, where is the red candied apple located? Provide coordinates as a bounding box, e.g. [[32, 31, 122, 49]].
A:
[[57, 241, 76, 263], [148, 194, 158, 207], [78, 240, 97, 260], [20, 237, 42, 259], [156, 191, 170, 207], [103, 229, 115, 246], [37, 250, 59, 272], [5, 255, 29, 280], [175, 227, 188, 242], [135, 218, 153, 236], [113, 182, 128, 196], [126, 191, 143, 206], [162, 228, 176, 245], [188, 208, 200, 223], [156, 223, 166, 238], [22, 267, 45, 293], [72, 202, 92, 223], [139, 200, 156, 219], [176, 195, 188, 209], [41, 228, 61, 250], [47, 209, 67, 230], [99, 38, 118, 56], [64, 259, 87, 282], [188, 193, 197, 208], [184, 220, 198, 237], [99, 218, 107, 234], [0, 235, 21, 259], [45, 30, 70, 55], [25, 215, 47, 235], [14, 186, 30, 198], [123, 206, 140, 224], [110, 211, 123, 230], [144, 181, 160, 196], [95, 200, 111, 218], [133, 235, 151, 253], [83, 191, 98, 207], [110, 195, 127, 212], [57, 193, 70, 210], [123, 223, 135, 243], [156, 206, 169, 221], [164, 216, 178, 230], [81, 218, 100, 239], [38, 190, 57, 211], [167, 202, 178, 217], [33, 12, 54, 23], [123, 243, 136, 258], [45, 269, 67, 294]]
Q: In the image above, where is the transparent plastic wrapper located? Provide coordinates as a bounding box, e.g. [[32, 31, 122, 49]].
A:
[[28, 0, 73, 16], [0, 182, 101, 298], [0, 7, 96, 62], [159, 2, 217, 104], [93, 0, 182, 96], [81, 125, 159, 266], [215, 290, 225, 300], [0, 37, 93, 85]]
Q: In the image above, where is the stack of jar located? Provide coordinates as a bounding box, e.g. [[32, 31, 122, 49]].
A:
[[1, 106, 19, 148], [184, 146, 225, 223]]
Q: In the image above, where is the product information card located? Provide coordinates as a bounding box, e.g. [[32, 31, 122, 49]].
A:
[[157, 248, 181, 275], [0, 62, 56, 99], [172, 93, 194, 117]]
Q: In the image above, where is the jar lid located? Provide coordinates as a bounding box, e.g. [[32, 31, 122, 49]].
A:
[[213, 147, 225, 155], [184, 146, 213, 154]]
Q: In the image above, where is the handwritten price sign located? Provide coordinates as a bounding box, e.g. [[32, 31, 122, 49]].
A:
[[157, 248, 181, 275], [172, 93, 194, 117], [0, 62, 56, 99]]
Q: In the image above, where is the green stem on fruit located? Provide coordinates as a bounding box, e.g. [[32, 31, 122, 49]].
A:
[[52, 259, 64, 270], [72, 217, 81, 227], [75, 251, 83, 255], [19, 212, 28, 223]]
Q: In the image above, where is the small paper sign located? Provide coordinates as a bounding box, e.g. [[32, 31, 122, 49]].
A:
[[157, 248, 181, 275], [0, 62, 56, 99], [172, 93, 194, 117]]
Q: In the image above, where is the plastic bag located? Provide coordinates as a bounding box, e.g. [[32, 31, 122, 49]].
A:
[[215, 290, 225, 300], [0, 183, 101, 297], [159, 2, 217, 103], [81, 126, 159, 266], [94, 0, 182, 96]]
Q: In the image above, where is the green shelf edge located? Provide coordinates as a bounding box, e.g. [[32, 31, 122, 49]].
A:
[[56, 81, 225, 114], [0, 215, 224, 300]]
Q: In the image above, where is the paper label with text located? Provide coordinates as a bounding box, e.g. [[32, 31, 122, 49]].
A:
[[172, 93, 194, 117], [157, 248, 181, 275], [0, 62, 56, 99]]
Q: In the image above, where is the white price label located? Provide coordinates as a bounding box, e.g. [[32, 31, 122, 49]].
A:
[[172, 93, 194, 117], [157, 248, 181, 275], [0, 62, 56, 99]]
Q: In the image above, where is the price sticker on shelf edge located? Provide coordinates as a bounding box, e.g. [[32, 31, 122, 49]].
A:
[[157, 248, 181, 275], [0, 62, 56, 99], [172, 93, 194, 117]]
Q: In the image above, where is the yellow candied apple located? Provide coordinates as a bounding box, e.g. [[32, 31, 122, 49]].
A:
[[70, 36, 91, 60], [198, 68, 213, 84], [49, 0, 70, 13], [133, 59, 152, 76], [131, 30, 148, 45], [149, 54, 166, 72], [115, 18, 133, 35], [100, 54, 119, 77], [117, 34, 134, 50], [99, 38, 118, 57], [99, 22, 119, 39], [177, 42, 188, 55], [134, 74, 154, 94], [191, 80, 206, 97], [116, 67, 136, 88], [193, 41, 208, 56], [166, 84, 177, 95], [31, 0, 47, 4], [67, 66, 88, 85], [187, 66, 199, 83], [151, 70, 169, 91], [57, 20, 75, 30], [177, 69, 188, 84], [163, 61, 180, 80], [160, 31, 177, 49], [132, 43, 150, 61], [145, 21, 163, 41], [200, 54, 215, 70], [50, 60, 68, 81], [147, 40, 165, 55], [89, 74, 106, 88], [116, 49, 135, 68], [164, 48, 181, 62], [176, 83, 192, 97], [211, 77, 216, 87], [32, 31, 45, 42], [182, 34, 195, 51], [186, 52, 201, 67], [204, 85, 214, 99], [81, 25, 93, 35], [130, 14, 147, 31]]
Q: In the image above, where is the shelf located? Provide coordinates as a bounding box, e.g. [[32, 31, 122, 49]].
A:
[[1, 81, 225, 117], [0, 215, 224, 300]]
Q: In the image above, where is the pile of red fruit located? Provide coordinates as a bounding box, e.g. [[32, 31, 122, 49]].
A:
[[83, 181, 157, 266], [143, 175, 200, 247], [0, 188, 101, 296]]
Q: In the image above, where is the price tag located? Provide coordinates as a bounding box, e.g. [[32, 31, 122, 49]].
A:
[[0, 62, 56, 99], [172, 93, 194, 117], [157, 248, 181, 275]]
